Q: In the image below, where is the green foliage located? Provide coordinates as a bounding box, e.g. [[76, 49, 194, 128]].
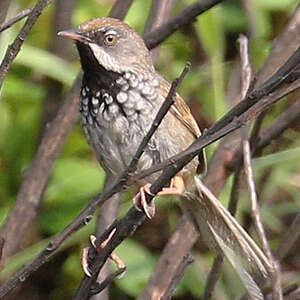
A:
[[15, 45, 78, 85], [114, 239, 156, 297], [0, 0, 298, 299]]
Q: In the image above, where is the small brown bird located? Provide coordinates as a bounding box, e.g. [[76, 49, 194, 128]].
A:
[[59, 17, 271, 298]]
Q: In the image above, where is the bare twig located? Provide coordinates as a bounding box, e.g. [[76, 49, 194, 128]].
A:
[[203, 255, 224, 300], [91, 177, 121, 300], [144, 0, 174, 62], [240, 34, 282, 300], [137, 215, 198, 300], [89, 267, 126, 296], [144, 0, 224, 49], [0, 0, 133, 269], [1, 43, 298, 299], [39, 0, 77, 136], [203, 35, 253, 300], [72, 64, 192, 300], [0, 0, 55, 92], [90, 3, 135, 299], [254, 99, 300, 154], [129, 47, 300, 184], [0, 0, 11, 27], [0, 238, 4, 267], [108, 0, 134, 19], [238, 35, 252, 99], [0, 8, 33, 33], [139, 6, 300, 299], [160, 253, 194, 300], [243, 135, 283, 300]]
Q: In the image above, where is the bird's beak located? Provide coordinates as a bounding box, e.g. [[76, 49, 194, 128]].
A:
[[57, 29, 91, 43]]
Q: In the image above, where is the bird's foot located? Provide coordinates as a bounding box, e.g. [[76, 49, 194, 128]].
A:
[[132, 183, 156, 219], [82, 228, 126, 278]]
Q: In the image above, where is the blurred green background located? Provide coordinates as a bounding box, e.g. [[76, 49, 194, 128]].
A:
[[0, 0, 299, 299]]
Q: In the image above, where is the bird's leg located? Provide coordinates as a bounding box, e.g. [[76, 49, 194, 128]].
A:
[[159, 175, 185, 195], [82, 228, 126, 277], [133, 176, 185, 219]]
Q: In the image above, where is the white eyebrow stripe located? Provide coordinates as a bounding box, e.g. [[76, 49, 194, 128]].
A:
[[105, 29, 118, 36]]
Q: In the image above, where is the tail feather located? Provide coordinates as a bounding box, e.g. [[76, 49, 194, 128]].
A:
[[182, 176, 273, 298]]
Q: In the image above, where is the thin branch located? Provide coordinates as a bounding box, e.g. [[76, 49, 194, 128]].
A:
[[160, 253, 194, 300], [203, 35, 252, 300], [139, 7, 300, 298], [143, 0, 174, 62], [0, 63, 190, 299], [144, 0, 224, 49], [91, 177, 121, 300], [240, 34, 282, 300], [0, 0, 11, 27], [72, 64, 191, 300], [243, 135, 283, 300], [108, 0, 134, 19], [0, 8, 33, 33], [89, 267, 126, 296], [90, 3, 134, 299], [144, 0, 174, 34], [275, 212, 300, 261], [203, 255, 224, 300], [254, 99, 300, 154], [0, 0, 55, 92], [1, 20, 300, 300], [129, 46, 300, 185], [0, 0, 134, 268], [0, 238, 4, 271], [137, 215, 198, 300]]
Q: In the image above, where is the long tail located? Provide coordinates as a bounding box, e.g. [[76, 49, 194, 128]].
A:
[[182, 176, 273, 300]]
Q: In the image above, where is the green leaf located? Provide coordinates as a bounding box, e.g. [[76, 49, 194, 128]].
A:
[[114, 239, 156, 297], [14, 45, 78, 85], [254, 147, 300, 169], [45, 158, 105, 204]]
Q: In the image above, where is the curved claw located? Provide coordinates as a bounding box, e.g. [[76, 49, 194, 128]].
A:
[[133, 184, 155, 219], [82, 229, 125, 278], [82, 247, 92, 277]]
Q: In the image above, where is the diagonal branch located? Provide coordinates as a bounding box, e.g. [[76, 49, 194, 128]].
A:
[[144, 0, 224, 49], [0, 63, 191, 300], [0, 0, 134, 267], [72, 64, 191, 300], [0, 8, 33, 33], [0, 0, 55, 92]]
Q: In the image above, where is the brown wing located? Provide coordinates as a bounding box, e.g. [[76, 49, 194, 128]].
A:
[[158, 75, 207, 174]]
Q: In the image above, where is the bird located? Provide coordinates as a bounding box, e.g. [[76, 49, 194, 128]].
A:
[[58, 17, 272, 298]]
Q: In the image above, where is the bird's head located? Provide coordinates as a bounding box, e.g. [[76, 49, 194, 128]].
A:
[[58, 17, 154, 75]]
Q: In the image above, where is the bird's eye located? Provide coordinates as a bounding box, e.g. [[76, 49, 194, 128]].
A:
[[104, 34, 117, 45]]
